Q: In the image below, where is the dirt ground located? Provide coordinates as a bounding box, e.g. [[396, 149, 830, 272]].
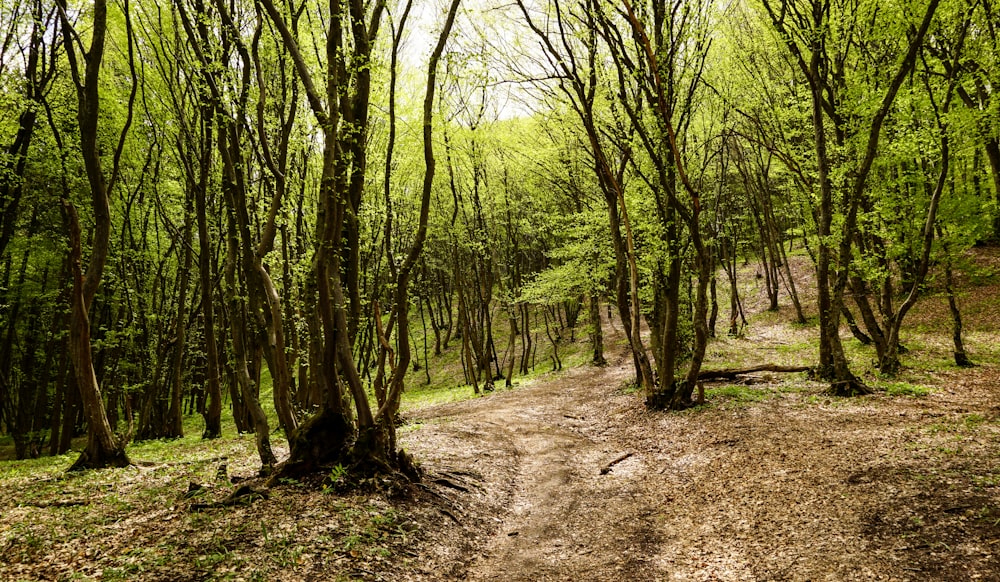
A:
[[403, 342, 1000, 581]]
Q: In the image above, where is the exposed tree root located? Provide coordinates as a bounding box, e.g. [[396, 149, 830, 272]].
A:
[[67, 446, 131, 472], [262, 406, 425, 494], [433, 476, 470, 492], [829, 378, 873, 397], [644, 390, 692, 411]]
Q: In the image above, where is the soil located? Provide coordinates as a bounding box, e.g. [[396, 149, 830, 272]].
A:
[[402, 342, 1000, 581]]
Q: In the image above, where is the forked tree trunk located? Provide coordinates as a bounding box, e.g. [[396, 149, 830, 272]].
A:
[[764, 0, 939, 396]]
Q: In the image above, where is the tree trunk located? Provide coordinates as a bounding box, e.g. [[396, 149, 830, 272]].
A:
[[506, 311, 518, 386], [64, 203, 130, 471], [841, 306, 873, 345], [589, 293, 606, 366], [194, 95, 223, 440], [166, 193, 195, 439], [708, 272, 719, 338], [58, 0, 131, 471], [223, 221, 276, 472], [983, 139, 1000, 242], [679, 238, 712, 406], [944, 259, 973, 367]]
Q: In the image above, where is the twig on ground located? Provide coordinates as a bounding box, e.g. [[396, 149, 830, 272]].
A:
[[600, 452, 635, 475]]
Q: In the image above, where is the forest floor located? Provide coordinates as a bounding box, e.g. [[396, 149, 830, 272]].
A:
[[405, 337, 1000, 581], [3, 249, 1000, 581]]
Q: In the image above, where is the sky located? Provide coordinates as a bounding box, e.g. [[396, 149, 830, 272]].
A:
[[393, 0, 546, 121]]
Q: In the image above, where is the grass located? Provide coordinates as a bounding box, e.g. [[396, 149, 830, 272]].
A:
[[926, 413, 995, 437], [877, 381, 932, 397], [704, 384, 775, 405], [0, 450, 417, 580]]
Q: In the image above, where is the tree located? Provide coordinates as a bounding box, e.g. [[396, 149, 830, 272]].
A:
[[760, 0, 941, 393], [57, 0, 135, 470], [516, 0, 657, 394], [259, 0, 462, 475]]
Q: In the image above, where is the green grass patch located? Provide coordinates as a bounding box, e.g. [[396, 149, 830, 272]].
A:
[[704, 384, 773, 406], [879, 381, 932, 397], [401, 382, 483, 410], [926, 413, 993, 436], [399, 310, 593, 412]]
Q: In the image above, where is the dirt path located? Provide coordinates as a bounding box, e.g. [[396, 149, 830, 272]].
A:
[[407, 356, 662, 581], [403, 344, 1000, 581]]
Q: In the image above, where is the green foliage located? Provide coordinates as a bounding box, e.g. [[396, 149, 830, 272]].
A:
[[518, 210, 614, 305]]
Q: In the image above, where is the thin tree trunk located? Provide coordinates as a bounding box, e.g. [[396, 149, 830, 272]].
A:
[[195, 101, 222, 440], [589, 293, 606, 366], [224, 237, 276, 471], [166, 194, 194, 439], [544, 310, 561, 371], [842, 306, 873, 345], [506, 310, 518, 386], [944, 257, 972, 367]]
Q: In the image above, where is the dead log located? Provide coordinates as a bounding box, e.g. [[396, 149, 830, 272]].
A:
[[697, 364, 811, 381]]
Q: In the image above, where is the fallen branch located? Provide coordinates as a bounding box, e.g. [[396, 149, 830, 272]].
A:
[[28, 499, 89, 508], [600, 452, 634, 475], [697, 364, 811, 381]]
